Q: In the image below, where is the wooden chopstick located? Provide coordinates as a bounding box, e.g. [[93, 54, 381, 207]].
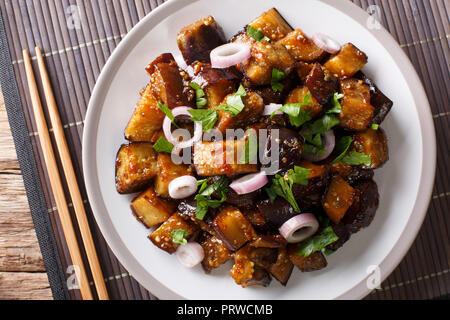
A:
[[32, 47, 109, 300], [22, 49, 94, 300]]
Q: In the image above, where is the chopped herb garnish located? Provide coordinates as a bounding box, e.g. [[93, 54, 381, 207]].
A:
[[302, 132, 325, 156], [240, 133, 258, 164], [158, 102, 178, 128], [332, 136, 353, 164], [326, 93, 345, 114], [190, 82, 207, 108], [194, 177, 229, 220], [296, 226, 339, 257], [265, 187, 277, 203], [271, 68, 285, 92], [197, 178, 212, 189], [371, 124, 380, 130], [246, 25, 271, 42], [188, 109, 219, 132], [341, 151, 372, 167], [279, 94, 314, 127], [303, 143, 326, 157], [214, 85, 247, 117], [307, 114, 340, 135], [153, 136, 174, 154], [171, 229, 189, 245]]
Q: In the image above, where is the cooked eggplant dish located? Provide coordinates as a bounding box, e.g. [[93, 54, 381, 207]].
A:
[[115, 8, 392, 288]]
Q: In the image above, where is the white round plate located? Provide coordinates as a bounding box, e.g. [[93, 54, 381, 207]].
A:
[[83, 0, 436, 300]]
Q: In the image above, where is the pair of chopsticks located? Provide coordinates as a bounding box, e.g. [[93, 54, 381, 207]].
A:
[[23, 47, 109, 300]]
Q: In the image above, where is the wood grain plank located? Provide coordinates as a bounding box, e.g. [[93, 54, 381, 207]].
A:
[[0, 272, 52, 300]]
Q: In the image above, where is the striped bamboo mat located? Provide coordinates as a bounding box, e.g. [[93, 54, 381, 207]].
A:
[[0, 0, 448, 300]]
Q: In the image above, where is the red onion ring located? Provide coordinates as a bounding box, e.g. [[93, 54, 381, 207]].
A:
[[163, 107, 202, 149], [176, 242, 205, 268], [312, 33, 341, 54], [169, 176, 198, 199], [301, 130, 336, 162], [262, 103, 283, 116], [173, 53, 188, 71], [210, 43, 251, 69], [230, 171, 268, 195], [279, 214, 319, 243]]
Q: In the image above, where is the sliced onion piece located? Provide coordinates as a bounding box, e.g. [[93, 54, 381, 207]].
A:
[[312, 33, 341, 54], [302, 130, 336, 162], [176, 242, 205, 268], [173, 53, 188, 71], [163, 107, 202, 149], [230, 171, 268, 195], [279, 214, 319, 243], [169, 175, 198, 199], [210, 43, 251, 69], [262, 103, 283, 116]]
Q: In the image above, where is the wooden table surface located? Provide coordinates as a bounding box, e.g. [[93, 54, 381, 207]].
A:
[[0, 92, 53, 300]]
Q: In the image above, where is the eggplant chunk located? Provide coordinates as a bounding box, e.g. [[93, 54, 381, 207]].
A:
[[155, 153, 193, 197], [230, 245, 272, 287], [269, 248, 294, 286], [352, 128, 389, 169], [279, 29, 327, 62], [262, 127, 304, 173], [296, 62, 314, 83], [216, 91, 265, 133], [212, 206, 257, 251], [328, 162, 375, 186], [305, 63, 338, 105], [242, 41, 296, 85], [200, 234, 233, 273], [287, 245, 328, 272], [248, 8, 293, 42], [131, 186, 176, 228], [250, 234, 287, 248], [115, 143, 158, 194], [248, 247, 279, 270], [323, 176, 357, 224], [324, 43, 368, 78], [257, 198, 296, 231], [177, 198, 219, 235], [285, 86, 323, 118], [189, 62, 241, 108], [149, 212, 198, 254], [193, 140, 258, 177], [355, 72, 394, 125], [339, 79, 375, 131], [177, 16, 225, 65], [343, 179, 379, 234], [326, 222, 351, 251], [292, 161, 329, 210]]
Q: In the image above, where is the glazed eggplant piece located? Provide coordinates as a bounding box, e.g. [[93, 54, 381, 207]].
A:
[[355, 72, 393, 125], [305, 63, 338, 105], [212, 206, 257, 251], [149, 212, 199, 254], [250, 234, 287, 248], [199, 233, 233, 273], [326, 222, 351, 251], [287, 244, 328, 272], [352, 128, 389, 169], [343, 179, 379, 234], [285, 86, 323, 118], [257, 198, 296, 231], [177, 16, 225, 65], [323, 175, 357, 224], [292, 161, 329, 211], [296, 62, 314, 83], [215, 90, 265, 133], [328, 162, 375, 186], [115, 142, 158, 194], [268, 248, 294, 286], [339, 78, 375, 131], [154, 153, 194, 197], [279, 29, 327, 63], [243, 209, 269, 232], [131, 186, 176, 228], [324, 43, 368, 78], [230, 245, 272, 287], [261, 127, 304, 173], [248, 247, 279, 269], [247, 8, 293, 42], [189, 62, 241, 108], [178, 198, 220, 236]]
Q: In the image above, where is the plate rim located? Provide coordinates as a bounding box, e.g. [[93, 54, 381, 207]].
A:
[[82, 0, 437, 300]]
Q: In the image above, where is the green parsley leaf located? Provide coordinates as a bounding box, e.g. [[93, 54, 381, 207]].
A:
[[288, 166, 310, 186], [171, 229, 189, 245], [303, 143, 326, 157], [158, 102, 178, 128], [153, 136, 174, 154], [279, 95, 313, 127], [296, 226, 339, 257], [246, 25, 271, 42], [214, 85, 247, 117], [190, 82, 207, 109], [302, 133, 326, 156], [265, 187, 277, 203], [341, 151, 372, 167], [240, 133, 258, 164], [307, 114, 340, 135], [332, 136, 353, 164], [326, 93, 344, 114], [197, 178, 212, 189], [371, 123, 380, 130], [271, 68, 285, 92], [188, 109, 219, 132], [194, 177, 229, 220]]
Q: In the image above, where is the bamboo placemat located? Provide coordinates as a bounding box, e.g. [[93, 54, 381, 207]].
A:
[[0, 0, 448, 300]]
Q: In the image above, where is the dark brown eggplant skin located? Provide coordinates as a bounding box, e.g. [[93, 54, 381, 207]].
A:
[[261, 126, 304, 174], [355, 72, 393, 125], [268, 247, 294, 286], [326, 222, 351, 251], [248, 247, 279, 269], [292, 170, 329, 211], [257, 198, 296, 231], [328, 161, 375, 186], [287, 245, 328, 272], [177, 198, 220, 236], [343, 179, 379, 234], [305, 63, 338, 105], [241, 267, 272, 288]]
